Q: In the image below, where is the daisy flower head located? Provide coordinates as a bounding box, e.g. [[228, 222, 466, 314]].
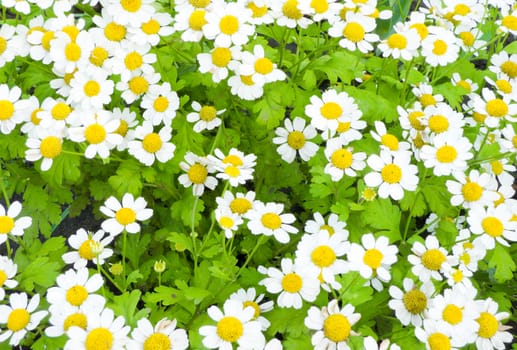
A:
[[203, 1, 254, 47], [0, 84, 29, 135], [451, 236, 486, 274], [497, 6, 517, 36], [273, 117, 319, 163], [324, 138, 367, 181], [489, 51, 517, 80], [67, 68, 114, 110], [127, 12, 175, 46], [105, 0, 155, 26], [64, 307, 130, 350], [328, 12, 379, 53], [305, 89, 361, 134], [421, 26, 460, 67], [0, 201, 32, 245], [258, 258, 320, 309], [111, 107, 138, 151], [446, 169, 499, 209], [467, 203, 517, 250], [127, 122, 176, 166], [208, 148, 257, 187], [473, 298, 513, 350], [304, 212, 349, 239], [378, 22, 420, 60], [116, 71, 161, 104], [299, 0, 341, 22], [25, 127, 66, 171], [370, 121, 411, 155], [323, 108, 367, 143], [304, 299, 361, 350], [415, 319, 465, 350], [0, 256, 18, 300], [485, 74, 517, 102], [111, 43, 156, 82], [199, 299, 265, 350], [347, 233, 398, 291], [0, 24, 20, 67], [412, 83, 444, 108], [499, 124, 517, 153], [240, 0, 274, 25], [246, 201, 297, 243], [0, 293, 48, 346], [186, 101, 225, 133], [46, 267, 104, 309], [294, 230, 349, 291], [100, 193, 153, 236], [67, 110, 123, 159], [174, 6, 209, 42], [364, 150, 419, 201], [197, 45, 242, 83], [451, 72, 478, 96], [239, 44, 286, 84], [49, 30, 93, 74], [420, 133, 473, 176], [483, 158, 516, 188], [422, 102, 465, 137], [408, 235, 456, 282], [228, 287, 274, 331], [45, 301, 105, 338], [388, 277, 435, 327], [128, 317, 189, 350], [215, 207, 243, 238], [37, 97, 77, 130], [227, 69, 265, 100], [62, 228, 114, 269], [216, 190, 257, 218], [271, 0, 313, 28], [89, 10, 130, 53], [179, 152, 218, 196], [472, 87, 517, 128]]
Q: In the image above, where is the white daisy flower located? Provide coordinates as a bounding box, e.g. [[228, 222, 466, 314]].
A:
[[100, 193, 153, 236], [388, 277, 434, 327], [239, 45, 286, 84], [111, 43, 156, 82], [127, 122, 176, 166], [304, 299, 361, 350], [199, 299, 265, 350], [324, 138, 367, 181], [37, 97, 76, 130], [370, 120, 411, 155], [0, 24, 19, 67], [227, 70, 265, 100], [186, 102, 225, 133], [446, 169, 499, 209], [62, 228, 114, 269], [240, 0, 274, 25], [65, 307, 130, 350], [90, 10, 130, 52], [272, 117, 319, 163], [294, 230, 349, 290], [0, 256, 18, 300], [128, 317, 189, 350], [497, 7, 517, 36], [419, 133, 473, 176], [299, 0, 341, 22], [0, 201, 32, 245], [258, 258, 320, 309], [451, 236, 485, 274], [215, 190, 257, 218], [67, 68, 114, 110], [203, 1, 254, 47], [25, 127, 65, 171], [208, 148, 257, 187], [328, 12, 379, 53], [347, 233, 398, 291], [19, 96, 43, 136], [49, 30, 93, 74], [105, 0, 155, 26], [499, 124, 517, 153], [46, 267, 104, 308], [228, 287, 274, 331], [246, 201, 297, 243], [0, 293, 48, 346], [215, 207, 243, 238], [421, 26, 460, 67], [408, 235, 456, 282], [270, 0, 313, 28], [0, 84, 29, 135], [472, 87, 517, 128], [415, 319, 465, 350], [127, 12, 175, 46], [116, 71, 161, 104], [473, 298, 513, 350], [304, 212, 349, 239], [45, 298, 105, 338], [489, 51, 517, 80], [422, 102, 465, 137], [323, 111, 367, 143], [378, 22, 420, 60], [174, 6, 209, 42], [468, 203, 517, 250], [485, 74, 517, 102], [451, 72, 478, 95], [412, 83, 444, 108], [197, 45, 242, 83], [178, 152, 218, 196], [483, 158, 516, 188], [111, 107, 138, 151], [364, 150, 419, 200]]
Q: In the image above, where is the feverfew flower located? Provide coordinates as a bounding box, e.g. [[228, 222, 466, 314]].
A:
[[472, 87, 517, 128], [247, 201, 297, 243], [304, 212, 348, 239], [128, 318, 189, 350], [239, 45, 286, 84], [388, 278, 434, 327], [272, 117, 318, 163], [378, 23, 420, 60], [446, 169, 499, 209], [178, 152, 218, 196], [203, 1, 254, 47], [186, 102, 225, 133], [67, 68, 114, 110], [228, 288, 274, 331], [467, 204, 517, 249], [419, 133, 473, 176], [216, 190, 257, 218], [324, 138, 367, 181], [415, 319, 465, 350], [215, 207, 243, 238], [0, 201, 32, 245], [474, 298, 513, 350], [408, 235, 456, 282], [421, 26, 460, 67], [100, 193, 153, 236], [0, 256, 18, 300], [25, 127, 65, 171], [45, 301, 104, 338], [62, 228, 114, 269], [328, 12, 379, 53], [208, 148, 257, 187], [0, 84, 29, 134], [105, 0, 154, 26], [128, 122, 176, 166], [46, 268, 104, 308], [271, 0, 312, 29]]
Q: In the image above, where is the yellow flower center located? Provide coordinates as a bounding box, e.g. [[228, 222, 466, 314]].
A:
[[142, 19, 160, 35], [153, 96, 169, 112], [421, 248, 446, 271], [0, 216, 14, 234], [85, 123, 107, 144], [381, 164, 402, 184], [462, 181, 482, 202], [501, 60, 517, 79], [512, 135, 517, 149], [495, 79, 512, 94], [481, 217, 504, 237], [408, 110, 425, 130], [104, 22, 126, 42], [442, 304, 463, 325], [460, 251, 471, 265], [420, 94, 436, 107], [216, 316, 243, 343], [363, 248, 383, 269], [323, 314, 351, 342], [212, 47, 232, 67], [41, 31, 54, 51], [476, 312, 498, 338], [115, 120, 129, 137], [0, 37, 6, 55], [66, 285, 89, 306], [219, 216, 234, 229], [362, 188, 377, 201], [240, 75, 254, 85], [261, 212, 282, 229], [143, 333, 171, 350], [142, 133, 162, 153], [219, 15, 239, 35], [254, 57, 273, 74], [311, 245, 336, 267], [78, 239, 96, 260], [331, 149, 353, 169], [486, 99, 508, 117], [456, 79, 471, 92], [337, 121, 351, 133], [230, 198, 252, 215], [410, 23, 428, 39], [428, 115, 449, 133], [320, 224, 335, 235], [320, 102, 342, 119], [0, 100, 14, 120], [85, 328, 114, 350], [199, 106, 217, 121], [282, 0, 302, 19], [281, 273, 302, 292], [189, 0, 210, 7], [89, 47, 109, 67], [473, 112, 486, 123], [51, 102, 72, 120], [7, 309, 30, 332], [64, 312, 88, 331], [452, 269, 463, 282], [0, 270, 7, 286], [129, 76, 149, 95], [224, 166, 240, 177], [502, 15, 517, 30], [120, 0, 141, 12], [223, 155, 243, 166], [490, 160, 503, 175], [380, 134, 399, 150], [454, 4, 470, 15], [84, 80, 101, 97], [124, 52, 143, 71], [187, 163, 208, 184], [343, 22, 365, 43], [189, 10, 207, 30], [309, 0, 328, 13], [243, 301, 261, 319], [436, 145, 457, 163], [40, 136, 62, 159], [428, 332, 451, 350], [387, 33, 407, 49], [110, 263, 123, 275], [248, 2, 268, 17], [432, 39, 447, 55], [30, 108, 43, 125], [62, 25, 79, 41], [65, 42, 81, 62], [403, 289, 427, 314], [287, 131, 306, 150], [115, 207, 137, 225]]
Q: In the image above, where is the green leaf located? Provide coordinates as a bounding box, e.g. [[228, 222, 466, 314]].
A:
[[399, 190, 426, 217], [488, 244, 516, 283], [109, 290, 150, 327], [435, 219, 458, 249], [108, 160, 143, 196], [361, 198, 401, 242], [421, 179, 453, 217], [504, 41, 517, 54], [40, 153, 81, 186], [170, 192, 205, 228], [343, 86, 398, 123], [311, 51, 362, 84], [166, 232, 193, 253], [16, 256, 61, 290], [338, 271, 373, 306], [143, 286, 181, 306], [253, 89, 285, 129]]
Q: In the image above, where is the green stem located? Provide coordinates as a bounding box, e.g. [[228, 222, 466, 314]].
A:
[[100, 265, 124, 293], [190, 196, 199, 274], [96, 256, 106, 298], [235, 235, 268, 279], [278, 27, 289, 68], [122, 230, 127, 291]]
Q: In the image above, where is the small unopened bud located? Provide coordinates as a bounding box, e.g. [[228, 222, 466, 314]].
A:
[[154, 260, 166, 273], [90, 241, 103, 257], [109, 262, 123, 276]]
